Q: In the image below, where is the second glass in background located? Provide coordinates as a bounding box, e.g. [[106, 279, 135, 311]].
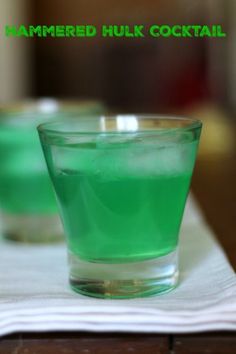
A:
[[0, 99, 105, 243]]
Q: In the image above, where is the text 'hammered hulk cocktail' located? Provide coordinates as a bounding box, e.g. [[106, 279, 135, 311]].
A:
[[38, 115, 201, 298]]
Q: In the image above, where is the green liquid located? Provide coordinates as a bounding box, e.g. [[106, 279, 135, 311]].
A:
[[54, 172, 190, 263], [0, 173, 56, 213], [0, 126, 57, 214], [50, 141, 197, 263]]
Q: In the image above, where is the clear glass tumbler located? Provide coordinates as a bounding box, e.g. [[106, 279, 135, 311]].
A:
[[0, 99, 105, 243], [38, 115, 202, 298]]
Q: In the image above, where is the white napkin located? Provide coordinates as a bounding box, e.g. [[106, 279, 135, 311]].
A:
[[1, 196, 236, 336]]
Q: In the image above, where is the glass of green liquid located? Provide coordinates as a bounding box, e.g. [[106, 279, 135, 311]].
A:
[[0, 99, 105, 243], [38, 115, 201, 298]]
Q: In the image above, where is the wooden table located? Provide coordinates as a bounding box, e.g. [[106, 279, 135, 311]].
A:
[[1, 120, 235, 353]]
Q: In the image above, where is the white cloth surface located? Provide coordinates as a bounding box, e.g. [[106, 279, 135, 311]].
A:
[[1, 196, 236, 336]]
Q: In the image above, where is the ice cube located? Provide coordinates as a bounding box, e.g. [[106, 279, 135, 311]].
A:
[[51, 143, 97, 176], [97, 140, 198, 179]]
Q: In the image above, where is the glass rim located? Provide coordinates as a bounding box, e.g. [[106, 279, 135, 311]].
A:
[[0, 98, 104, 113], [37, 114, 202, 137], [0, 110, 77, 121]]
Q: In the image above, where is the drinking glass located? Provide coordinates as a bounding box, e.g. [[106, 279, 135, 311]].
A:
[[38, 115, 201, 298], [0, 99, 105, 243]]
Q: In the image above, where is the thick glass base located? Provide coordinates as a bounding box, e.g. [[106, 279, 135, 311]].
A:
[[1, 213, 64, 243], [69, 249, 178, 299]]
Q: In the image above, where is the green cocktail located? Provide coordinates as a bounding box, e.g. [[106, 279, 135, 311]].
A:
[[0, 99, 105, 243], [0, 123, 56, 214], [0, 112, 61, 243], [38, 115, 201, 298]]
